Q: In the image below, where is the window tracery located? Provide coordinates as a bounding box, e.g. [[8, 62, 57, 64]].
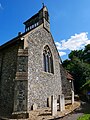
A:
[[43, 45, 54, 74]]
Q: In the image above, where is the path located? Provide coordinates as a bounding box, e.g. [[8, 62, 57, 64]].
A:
[[58, 101, 90, 120]]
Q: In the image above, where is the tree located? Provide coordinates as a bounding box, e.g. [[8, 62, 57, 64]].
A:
[[69, 50, 83, 60], [83, 44, 90, 63], [62, 44, 90, 93], [81, 80, 90, 90]]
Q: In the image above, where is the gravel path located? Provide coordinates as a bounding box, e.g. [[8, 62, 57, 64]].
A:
[[59, 111, 83, 120], [58, 101, 90, 120]]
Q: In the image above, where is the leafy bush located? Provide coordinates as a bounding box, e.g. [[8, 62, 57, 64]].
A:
[[77, 114, 90, 120]]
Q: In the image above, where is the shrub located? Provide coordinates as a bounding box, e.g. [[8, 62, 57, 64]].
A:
[[77, 114, 90, 120]]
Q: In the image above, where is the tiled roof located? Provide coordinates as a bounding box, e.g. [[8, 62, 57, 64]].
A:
[[66, 71, 74, 80]]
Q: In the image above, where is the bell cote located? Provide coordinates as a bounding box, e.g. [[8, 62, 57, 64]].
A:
[[23, 6, 50, 32]]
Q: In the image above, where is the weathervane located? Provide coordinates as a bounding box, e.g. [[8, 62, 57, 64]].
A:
[[41, 0, 45, 7], [42, 2, 44, 7]]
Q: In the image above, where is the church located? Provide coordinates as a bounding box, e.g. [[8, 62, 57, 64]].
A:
[[0, 5, 72, 118]]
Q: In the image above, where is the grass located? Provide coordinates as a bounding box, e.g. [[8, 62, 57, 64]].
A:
[[77, 114, 90, 120]]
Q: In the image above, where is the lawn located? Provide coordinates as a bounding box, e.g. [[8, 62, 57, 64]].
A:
[[77, 114, 90, 120]]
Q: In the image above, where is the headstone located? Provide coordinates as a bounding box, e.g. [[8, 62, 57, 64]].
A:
[[59, 94, 65, 111], [71, 90, 74, 104], [51, 95, 57, 116], [32, 103, 38, 110]]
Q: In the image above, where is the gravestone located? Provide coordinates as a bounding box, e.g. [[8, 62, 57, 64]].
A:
[[32, 103, 38, 110], [59, 94, 65, 111], [47, 96, 51, 107], [51, 95, 57, 116], [71, 90, 74, 104]]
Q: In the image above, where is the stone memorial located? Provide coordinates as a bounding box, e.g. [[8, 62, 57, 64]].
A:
[[51, 95, 57, 116], [59, 94, 65, 111]]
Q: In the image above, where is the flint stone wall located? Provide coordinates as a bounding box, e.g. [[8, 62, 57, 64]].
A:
[[0, 44, 19, 117], [27, 27, 62, 110], [0, 25, 63, 117], [60, 65, 71, 97], [13, 49, 28, 113]]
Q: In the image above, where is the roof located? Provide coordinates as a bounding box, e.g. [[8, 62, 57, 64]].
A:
[[0, 32, 26, 50], [0, 6, 45, 50], [60, 64, 74, 81], [23, 6, 44, 25], [23, 12, 39, 25], [66, 71, 74, 80]]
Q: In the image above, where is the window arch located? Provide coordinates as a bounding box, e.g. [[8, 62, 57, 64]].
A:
[[43, 45, 54, 74]]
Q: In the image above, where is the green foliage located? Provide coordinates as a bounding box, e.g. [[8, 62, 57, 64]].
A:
[[83, 44, 90, 63], [84, 44, 90, 52], [77, 114, 90, 120], [62, 44, 90, 93], [81, 80, 90, 90], [69, 50, 83, 60]]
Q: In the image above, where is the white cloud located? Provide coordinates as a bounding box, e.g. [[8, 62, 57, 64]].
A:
[[59, 51, 66, 56], [55, 42, 66, 50], [0, 3, 3, 10], [56, 32, 90, 51], [55, 32, 90, 56]]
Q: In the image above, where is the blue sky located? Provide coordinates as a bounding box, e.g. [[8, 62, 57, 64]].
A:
[[0, 0, 90, 61]]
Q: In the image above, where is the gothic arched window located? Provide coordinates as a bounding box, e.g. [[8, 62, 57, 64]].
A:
[[43, 45, 54, 74]]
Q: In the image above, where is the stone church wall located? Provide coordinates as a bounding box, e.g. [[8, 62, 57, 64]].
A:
[[0, 52, 1, 68], [60, 65, 71, 97], [0, 44, 19, 117], [27, 27, 62, 110], [13, 49, 28, 113], [0, 52, 2, 106]]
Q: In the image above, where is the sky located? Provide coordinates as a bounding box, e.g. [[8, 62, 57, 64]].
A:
[[0, 0, 90, 61]]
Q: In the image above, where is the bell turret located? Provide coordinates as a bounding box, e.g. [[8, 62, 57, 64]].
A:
[[23, 5, 50, 32]]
